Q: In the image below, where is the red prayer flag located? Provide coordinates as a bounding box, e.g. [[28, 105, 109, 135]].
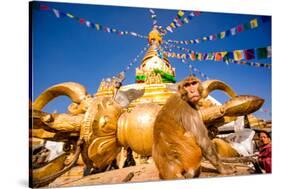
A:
[[236, 24, 244, 33], [40, 5, 50, 11], [194, 11, 201, 16], [244, 49, 255, 60], [79, 18, 86, 24]]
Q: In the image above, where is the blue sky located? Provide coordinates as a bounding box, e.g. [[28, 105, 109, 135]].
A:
[[31, 1, 271, 120]]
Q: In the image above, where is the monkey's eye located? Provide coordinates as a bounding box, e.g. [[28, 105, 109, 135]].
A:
[[184, 81, 198, 87], [184, 83, 191, 87], [191, 81, 198, 86]]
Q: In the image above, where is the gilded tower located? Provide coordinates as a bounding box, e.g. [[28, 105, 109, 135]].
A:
[[96, 28, 177, 107], [136, 28, 176, 84]]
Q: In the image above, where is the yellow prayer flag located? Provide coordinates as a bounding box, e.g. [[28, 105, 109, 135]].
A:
[[183, 17, 189, 23], [66, 13, 74, 18], [250, 18, 258, 28], [221, 51, 227, 58], [220, 31, 226, 39], [234, 50, 243, 61], [170, 23, 176, 28], [181, 53, 187, 59], [178, 10, 185, 17]]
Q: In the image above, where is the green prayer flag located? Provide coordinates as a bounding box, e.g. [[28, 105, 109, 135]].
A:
[[243, 22, 251, 31], [257, 48, 267, 59]]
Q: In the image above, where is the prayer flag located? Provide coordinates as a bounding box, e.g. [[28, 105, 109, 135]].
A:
[[203, 53, 208, 60], [230, 27, 236, 35], [183, 17, 189, 23], [40, 5, 50, 11], [190, 12, 195, 17], [166, 26, 173, 33], [223, 52, 233, 62], [250, 18, 258, 28], [189, 53, 196, 61], [194, 11, 201, 16], [233, 50, 244, 61], [206, 53, 214, 60], [175, 18, 183, 27], [79, 18, 85, 24], [195, 39, 200, 43], [197, 53, 203, 60], [256, 47, 267, 59], [215, 52, 222, 61], [243, 49, 255, 60], [85, 21, 92, 27], [219, 31, 226, 39], [221, 51, 228, 59], [267, 46, 272, 58], [181, 53, 187, 59], [178, 10, 185, 17], [236, 24, 244, 33], [130, 32, 137, 36], [52, 9, 60, 18], [170, 22, 176, 28], [202, 37, 208, 41], [149, 9, 155, 14], [95, 24, 100, 30], [243, 22, 251, 31], [225, 30, 231, 37], [66, 13, 74, 18]]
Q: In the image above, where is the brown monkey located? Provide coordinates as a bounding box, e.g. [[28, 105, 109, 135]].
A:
[[152, 75, 233, 179]]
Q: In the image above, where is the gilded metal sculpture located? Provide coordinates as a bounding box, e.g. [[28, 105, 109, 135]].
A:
[[31, 28, 265, 186]]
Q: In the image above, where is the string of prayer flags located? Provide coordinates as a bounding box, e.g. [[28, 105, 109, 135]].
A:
[[148, 9, 167, 35], [122, 44, 149, 73], [167, 17, 268, 45], [149, 9, 158, 26], [163, 42, 272, 69], [165, 10, 201, 34], [181, 59, 210, 80], [166, 50, 271, 69], [37, 4, 147, 39], [165, 41, 271, 61]]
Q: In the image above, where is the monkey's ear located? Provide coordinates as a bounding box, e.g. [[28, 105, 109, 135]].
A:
[[166, 83, 181, 92]]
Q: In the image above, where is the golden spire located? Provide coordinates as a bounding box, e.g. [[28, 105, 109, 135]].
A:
[[148, 26, 163, 46], [135, 27, 176, 84]]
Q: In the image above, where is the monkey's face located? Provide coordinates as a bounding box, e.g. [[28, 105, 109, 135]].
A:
[[183, 80, 201, 104]]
